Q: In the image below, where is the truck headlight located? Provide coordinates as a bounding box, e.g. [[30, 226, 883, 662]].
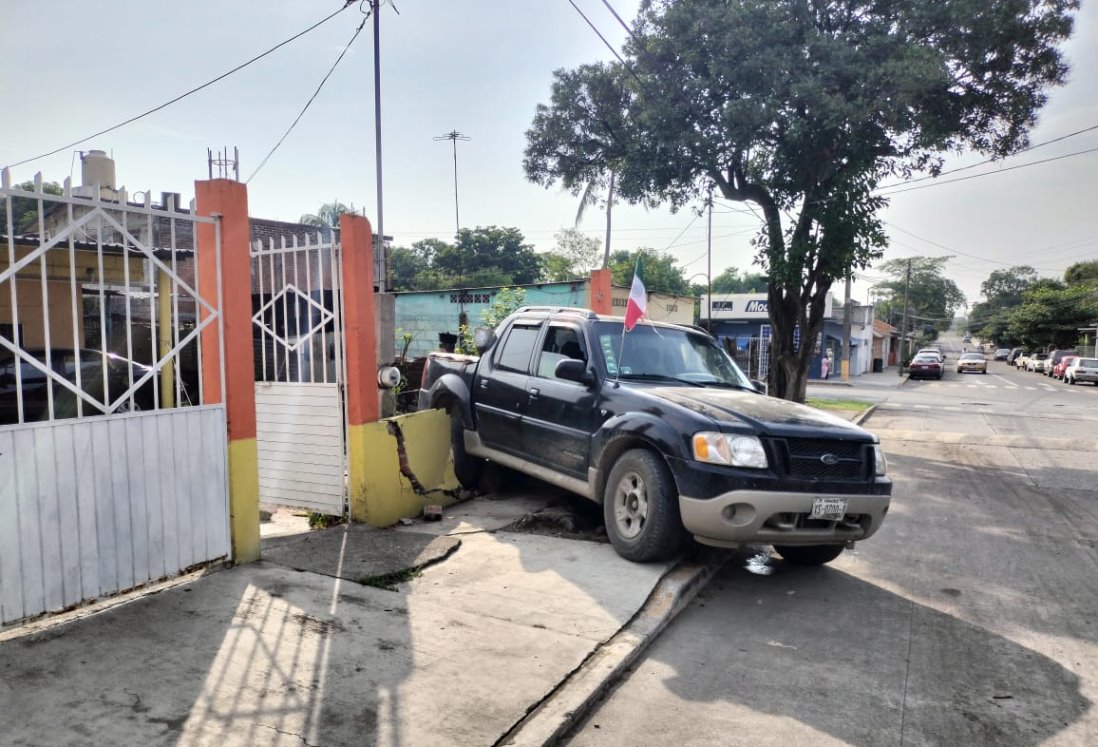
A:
[[873, 444, 888, 476], [692, 433, 768, 469]]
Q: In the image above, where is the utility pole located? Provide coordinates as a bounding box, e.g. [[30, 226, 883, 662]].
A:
[[706, 185, 714, 334], [434, 130, 470, 235], [842, 272, 852, 381], [899, 258, 913, 375], [434, 129, 471, 318], [372, 0, 386, 292]]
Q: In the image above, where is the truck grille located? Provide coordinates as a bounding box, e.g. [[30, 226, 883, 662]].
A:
[[780, 438, 869, 481]]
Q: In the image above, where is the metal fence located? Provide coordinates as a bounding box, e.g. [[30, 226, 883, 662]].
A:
[[1, 172, 221, 425]]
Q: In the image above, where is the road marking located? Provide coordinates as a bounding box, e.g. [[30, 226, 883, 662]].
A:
[[992, 374, 1015, 386], [966, 384, 977, 388], [1025, 386, 1036, 390]]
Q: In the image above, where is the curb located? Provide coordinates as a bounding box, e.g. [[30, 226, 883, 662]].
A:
[[498, 558, 726, 747], [897, 373, 911, 387], [852, 403, 878, 427]]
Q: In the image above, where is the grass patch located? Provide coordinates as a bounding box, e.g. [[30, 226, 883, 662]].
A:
[[806, 397, 872, 414], [358, 566, 423, 591]]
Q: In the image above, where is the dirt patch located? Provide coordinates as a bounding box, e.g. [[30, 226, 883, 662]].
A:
[[499, 494, 608, 543]]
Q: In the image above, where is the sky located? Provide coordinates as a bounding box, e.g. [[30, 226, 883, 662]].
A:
[[2, 0, 1095, 308]]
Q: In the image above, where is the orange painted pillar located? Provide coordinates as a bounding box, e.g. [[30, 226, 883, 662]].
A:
[[589, 268, 613, 315], [340, 214, 380, 522], [195, 179, 260, 563]]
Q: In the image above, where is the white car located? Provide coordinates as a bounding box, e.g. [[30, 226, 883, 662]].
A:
[[1066, 357, 1098, 385], [1026, 353, 1050, 372]]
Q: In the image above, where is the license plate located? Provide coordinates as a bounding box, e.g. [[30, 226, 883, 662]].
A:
[[810, 497, 847, 520]]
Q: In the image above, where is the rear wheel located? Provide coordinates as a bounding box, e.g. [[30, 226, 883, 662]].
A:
[[449, 413, 484, 490], [774, 544, 845, 566], [603, 449, 685, 562], [1069, 376, 1076, 385]]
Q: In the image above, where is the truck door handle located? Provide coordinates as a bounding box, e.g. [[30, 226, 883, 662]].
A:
[[529, 388, 540, 399], [479, 380, 489, 389]]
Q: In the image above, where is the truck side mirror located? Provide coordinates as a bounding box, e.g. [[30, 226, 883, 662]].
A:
[[556, 359, 595, 386], [473, 327, 496, 355]]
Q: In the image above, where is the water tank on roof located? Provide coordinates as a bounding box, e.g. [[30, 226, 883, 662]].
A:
[[81, 150, 116, 191]]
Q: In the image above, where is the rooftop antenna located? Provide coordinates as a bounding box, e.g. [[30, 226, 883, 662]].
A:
[[207, 146, 240, 181]]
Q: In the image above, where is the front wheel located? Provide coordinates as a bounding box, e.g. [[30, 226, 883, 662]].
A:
[[449, 414, 484, 490], [603, 449, 685, 562], [1069, 377, 1076, 385], [774, 544, 845, 566]]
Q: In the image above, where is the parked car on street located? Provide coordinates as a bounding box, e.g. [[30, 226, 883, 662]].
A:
[[956, 352, 987, 374], [419, 307, 892, 566], [994, 349, 1011, 361], [909, 353, 944, 380], [1052, 355, 1077, 380], [1008, 348, 1026, 367], [0, 348, 155, 425], [1046, 350, 1077, 377], [1065, 357, 1098, 385], [917, 347, 945, 361], [1025, 352, 1050, 373]]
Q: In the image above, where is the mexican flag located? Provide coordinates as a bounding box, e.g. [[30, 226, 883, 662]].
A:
[[624, 258, 646, 331]]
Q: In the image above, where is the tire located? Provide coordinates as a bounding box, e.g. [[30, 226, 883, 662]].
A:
[[1069, 377, 1076, 385], [602, 449, 685, 562], [450, 414, 485, 490], [773, 544, 845, 566]]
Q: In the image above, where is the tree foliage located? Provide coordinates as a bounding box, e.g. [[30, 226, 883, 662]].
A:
[[385, 228, 543, 291], [299, 201, 357, 228], [970, 262, 1098, 348], [524, 0, 1078, 401], [7, 180, 64, 232], [607, 249, 690, 296], [873, 257, 966, 338], [542, 228, 602, 281], [710, 266, 769, 294]]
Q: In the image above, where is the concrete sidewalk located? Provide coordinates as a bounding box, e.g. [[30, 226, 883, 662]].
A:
[[809, 367, 908, 388], [0, 490, 718, 747]]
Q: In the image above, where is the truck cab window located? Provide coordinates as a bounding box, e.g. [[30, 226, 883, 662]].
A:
[[535, 327, 587, 380], [495, 324, 541, 373]]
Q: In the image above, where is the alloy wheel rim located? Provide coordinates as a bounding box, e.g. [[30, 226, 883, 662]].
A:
[[613, 471, 648, 539]]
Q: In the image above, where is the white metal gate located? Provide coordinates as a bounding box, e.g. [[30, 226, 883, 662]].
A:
[[0, 171, 230, 626], [251, 233, 347, 516]]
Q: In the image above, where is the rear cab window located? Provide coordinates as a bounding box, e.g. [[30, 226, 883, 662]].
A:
[[494, 323, 542, 373]]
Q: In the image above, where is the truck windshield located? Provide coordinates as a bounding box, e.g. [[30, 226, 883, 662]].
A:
[[592, 322, 755, 390]]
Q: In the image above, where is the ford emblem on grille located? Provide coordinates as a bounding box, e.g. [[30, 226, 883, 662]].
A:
[[820, 453, 840, 466]]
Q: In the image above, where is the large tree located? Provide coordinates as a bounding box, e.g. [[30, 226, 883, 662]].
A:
[[6, 180, 64, 232], [873, 256, 966, 341], [542, 228, 602, 281], [608, 248, 690, 296], [524, 0, 1078, 401]]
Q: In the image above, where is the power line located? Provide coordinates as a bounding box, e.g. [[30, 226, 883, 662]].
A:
[[600, 0, 639, 43], [563, 0, 646, 88], [876, 146, 1098, 197], [5, 3, 354, 170], [247, 13, 368, 183], [876, 122, 1098, 191]]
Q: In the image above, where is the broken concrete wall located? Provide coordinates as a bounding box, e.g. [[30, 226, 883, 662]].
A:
[[350, 408, 461, 526]]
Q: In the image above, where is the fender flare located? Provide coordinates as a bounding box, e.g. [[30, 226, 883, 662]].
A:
[[425, 373, 474, 429]]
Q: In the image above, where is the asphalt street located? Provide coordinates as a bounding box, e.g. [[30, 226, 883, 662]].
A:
[[566, 336, 1098, 746]]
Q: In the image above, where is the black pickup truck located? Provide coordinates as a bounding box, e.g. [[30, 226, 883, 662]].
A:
[[419, 307, 892, 565]]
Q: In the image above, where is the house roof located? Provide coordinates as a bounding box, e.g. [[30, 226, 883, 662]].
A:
[[873, 319, 899, 338]]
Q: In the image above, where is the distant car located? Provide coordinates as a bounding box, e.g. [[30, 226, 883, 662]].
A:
[[1046, 350, 1077, 377], [1053, 355, 1077, 380], [1008, 348, 1025, 367], [962, 334, 972, 343], [916, 347, 945, 362], [956, 352, 987, 374], [909, 353, 944, 380], [994, 349, 1011, 361], [1025, 352, 1050, 373], [1014, 352, 1031, 370], [0, 348, 154, 425], [1065, 357, 1098, 385]]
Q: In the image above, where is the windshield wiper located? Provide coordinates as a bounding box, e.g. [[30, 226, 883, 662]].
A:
[[696, 380, 757, 392], [618, 373, 706, 387]]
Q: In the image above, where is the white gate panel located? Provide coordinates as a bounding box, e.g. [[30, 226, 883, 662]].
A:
[[0, 407, 229, 626], [255, 382, 344, 514]]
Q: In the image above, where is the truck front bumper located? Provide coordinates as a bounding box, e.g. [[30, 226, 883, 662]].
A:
[[679, 490, 891, 548]]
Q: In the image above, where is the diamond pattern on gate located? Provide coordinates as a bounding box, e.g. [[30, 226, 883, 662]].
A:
[[0, 185, 219, 417], [252, 283, 334, 353]]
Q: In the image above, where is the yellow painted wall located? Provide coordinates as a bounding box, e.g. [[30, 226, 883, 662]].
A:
[[227, 438, 261, 563], [0, 279, 82, 349], [348, 408, 460, 527], [1, 244, 144, 284]]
